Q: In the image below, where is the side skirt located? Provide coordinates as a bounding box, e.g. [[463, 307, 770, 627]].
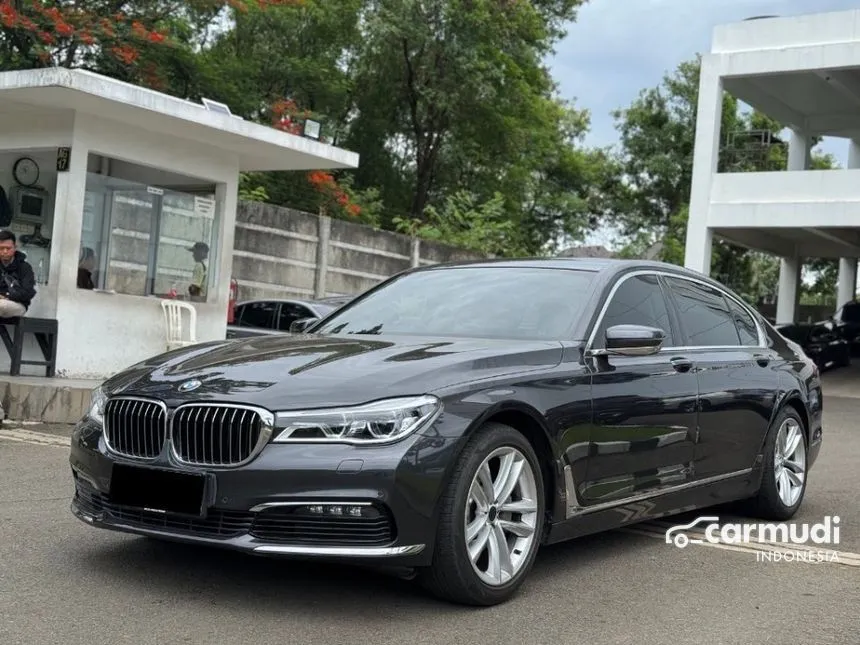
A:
[[543, 467, 762, 545]]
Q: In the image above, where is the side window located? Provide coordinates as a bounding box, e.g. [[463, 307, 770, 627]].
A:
[[238, 301, 277, 329], [664, 277, 740, 347], [277, 303, 314, 331], [595, 274, 675, 347], [727, 297, 760, 346]]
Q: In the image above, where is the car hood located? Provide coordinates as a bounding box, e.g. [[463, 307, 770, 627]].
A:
[[104, 333, 565, 409]]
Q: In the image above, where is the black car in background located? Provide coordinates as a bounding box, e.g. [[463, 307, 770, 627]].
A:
[[777, 321, 851, 371], [829, 300, 860, 349], [69, 258, 823, 606], [226, 298, 344, 339]]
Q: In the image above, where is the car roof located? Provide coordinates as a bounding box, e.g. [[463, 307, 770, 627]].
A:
[[411, 256, 718, 284]]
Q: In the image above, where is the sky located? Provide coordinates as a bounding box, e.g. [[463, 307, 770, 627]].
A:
[[546, 0, 860, 247]]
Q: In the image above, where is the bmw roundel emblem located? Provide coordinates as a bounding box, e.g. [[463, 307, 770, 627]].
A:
[[178, 379, 202, 393]]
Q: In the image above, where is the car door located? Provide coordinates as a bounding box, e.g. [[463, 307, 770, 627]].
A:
[[584, 272, 698, 505], [661, 275, 779, 482]]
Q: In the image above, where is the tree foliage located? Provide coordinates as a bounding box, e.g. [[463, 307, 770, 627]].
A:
[[0, 1, 304, 90], [606, 56, 837, 304], [9, 1, 843, 302]]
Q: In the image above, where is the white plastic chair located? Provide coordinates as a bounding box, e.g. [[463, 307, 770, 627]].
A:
[[161, 300, 198, 351]]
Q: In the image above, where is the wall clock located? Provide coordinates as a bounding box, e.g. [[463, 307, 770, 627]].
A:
[[13, 157, 39, 187]]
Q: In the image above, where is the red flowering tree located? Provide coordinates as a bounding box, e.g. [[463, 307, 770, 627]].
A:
[[269, 99, 368, 220], [0, 1, 303, 88], [306, 170, 362, 218], [270, 98, 313, 136]]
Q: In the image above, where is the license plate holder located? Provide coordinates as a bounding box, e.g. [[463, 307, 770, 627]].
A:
[[108, 463, 209, 518]]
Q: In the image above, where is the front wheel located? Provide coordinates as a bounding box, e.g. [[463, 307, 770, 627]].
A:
[[418, 422, 546, 606]]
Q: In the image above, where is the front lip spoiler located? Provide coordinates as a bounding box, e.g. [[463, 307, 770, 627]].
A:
[[71, 501, 426, 558]]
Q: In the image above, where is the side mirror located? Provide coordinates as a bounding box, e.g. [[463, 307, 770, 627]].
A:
[[604, 324, 665, 356], [289, 317, 318, 334]]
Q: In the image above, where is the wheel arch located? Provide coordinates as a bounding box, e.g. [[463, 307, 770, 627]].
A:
[[765, 389, 811, 452], [434, 401, 562, 531]]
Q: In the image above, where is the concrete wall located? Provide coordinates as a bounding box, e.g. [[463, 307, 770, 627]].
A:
[[712, 10, 860, 54], [231, 201, 485, 302], [709, 170, 860, 229]]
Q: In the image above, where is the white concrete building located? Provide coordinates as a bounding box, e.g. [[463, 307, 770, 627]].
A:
[[685, 9, 860, 324], [0, 68, 358, 378]]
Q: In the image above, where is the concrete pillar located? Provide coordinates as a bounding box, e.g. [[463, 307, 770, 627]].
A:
[[684, 55, 723, 276], [837, 258, 857, 308], [410, 238, 421, 268], [314, 215, 331, 299], [776, 257, 801, 325], [684, 227, 714, 277], [787, 130, 811, 171], [848, 139, 860, 169], [45, 121, 90, 318]]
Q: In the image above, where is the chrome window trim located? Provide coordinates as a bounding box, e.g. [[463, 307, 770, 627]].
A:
[[584, 269, 767, 355]]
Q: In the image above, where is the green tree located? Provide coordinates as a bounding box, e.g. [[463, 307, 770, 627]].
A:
[[342, 0, 600, 253], [607, 55, 836, 303], [392, 190, 512, 256], [0, 1, 303, 92]]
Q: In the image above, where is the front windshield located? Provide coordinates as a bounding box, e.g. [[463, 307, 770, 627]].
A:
[[313, 266, 596, 340]]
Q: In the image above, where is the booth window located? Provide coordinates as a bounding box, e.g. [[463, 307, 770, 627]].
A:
[[79, 154, 220, 301]]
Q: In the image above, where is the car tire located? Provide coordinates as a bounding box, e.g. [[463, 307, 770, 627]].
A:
[[417, 422, 546, 606], [747, 406, 808, 521]]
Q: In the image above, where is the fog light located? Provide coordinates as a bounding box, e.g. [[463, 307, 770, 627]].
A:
[[294, 504, 380, 519]]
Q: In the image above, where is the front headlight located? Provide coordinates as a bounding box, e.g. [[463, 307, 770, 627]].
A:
[[272, 395, 442, 445], [87, 386, 108, 424]]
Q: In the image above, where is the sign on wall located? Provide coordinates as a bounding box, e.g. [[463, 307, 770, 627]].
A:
[[56, 147, 71, 172]]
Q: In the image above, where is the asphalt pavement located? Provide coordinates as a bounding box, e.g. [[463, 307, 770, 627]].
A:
[[1, 394, 858, 645]]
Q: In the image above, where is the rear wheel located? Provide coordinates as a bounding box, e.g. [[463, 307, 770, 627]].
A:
[[418, 422, 545, 606], [747, 407, 808, 521]]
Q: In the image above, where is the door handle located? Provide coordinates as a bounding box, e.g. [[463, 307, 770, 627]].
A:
[[753, 353, 771, 367], [670, 356, 693, 373]]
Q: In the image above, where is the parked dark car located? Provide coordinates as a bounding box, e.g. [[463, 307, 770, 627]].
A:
[[776, 321, 850, 371], [226, 298, 341, 339], [69, 258, 823, 606], [829, 300, 860, 350]]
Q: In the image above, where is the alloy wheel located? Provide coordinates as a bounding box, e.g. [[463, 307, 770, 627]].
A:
[[464, 446, 539, 587], [774, 417, 807, 507]]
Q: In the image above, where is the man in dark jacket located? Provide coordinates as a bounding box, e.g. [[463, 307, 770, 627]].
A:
[[0, 230, 36, 317]]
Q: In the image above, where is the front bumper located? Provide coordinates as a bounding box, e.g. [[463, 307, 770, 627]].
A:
[[69, 420, 460, 567]]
